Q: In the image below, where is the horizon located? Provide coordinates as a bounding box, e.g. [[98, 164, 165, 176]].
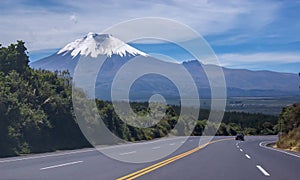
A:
[[28, 39, 299, 74]]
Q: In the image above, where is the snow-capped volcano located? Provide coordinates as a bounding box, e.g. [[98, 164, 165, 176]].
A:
[[30, 32, 299, 107], [57, 32, 147, 58], [30, 32, 148, 74]]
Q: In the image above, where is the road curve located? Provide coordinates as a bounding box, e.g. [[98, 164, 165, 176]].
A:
[[0, 136, 299, 180]]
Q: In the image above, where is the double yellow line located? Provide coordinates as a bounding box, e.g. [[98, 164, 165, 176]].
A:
[[117, 138, 232, 180]]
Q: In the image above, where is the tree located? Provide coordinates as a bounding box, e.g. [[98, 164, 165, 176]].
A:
[[0, 41, 29, 74]]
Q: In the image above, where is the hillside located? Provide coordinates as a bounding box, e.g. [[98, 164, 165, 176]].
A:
[[0, 42, 280, 157], [276, 103, 300, 152], [0, 41, 90, 157]]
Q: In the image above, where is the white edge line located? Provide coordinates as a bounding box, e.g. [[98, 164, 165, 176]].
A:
[[256, 165, 270, 176], [259, 141, 300, 158], [152, 146, 161, 149], [40, 161, 83, 170], [245, 154, 251, 159], [119, 151, 137, 156], [0, 136, 215, 163], [0, 137, 189, 163], [0, 149, 95, 163]]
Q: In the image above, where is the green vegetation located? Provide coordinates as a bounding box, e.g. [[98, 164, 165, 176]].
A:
[[94, 101, 278, 140], [0, 42, 89, 157], [276, 103, 300, 152], [0, 42, 279, 158]]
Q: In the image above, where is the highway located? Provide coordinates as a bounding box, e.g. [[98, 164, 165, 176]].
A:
[[1, 136, 299, 180]]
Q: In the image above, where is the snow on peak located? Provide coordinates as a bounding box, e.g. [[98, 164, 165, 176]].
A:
[[57, 32, 147, 58]]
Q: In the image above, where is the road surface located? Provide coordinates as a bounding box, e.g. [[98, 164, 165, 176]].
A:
[[1, 136, 299, 180]]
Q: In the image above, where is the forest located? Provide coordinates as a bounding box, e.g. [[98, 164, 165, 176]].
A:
[[0, 41, 280, 157]]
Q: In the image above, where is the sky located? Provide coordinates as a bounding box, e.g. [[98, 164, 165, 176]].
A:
[[0, 0, 300, 73]]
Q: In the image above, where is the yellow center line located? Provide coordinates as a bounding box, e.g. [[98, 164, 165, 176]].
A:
[[117, 138, 233, 180]]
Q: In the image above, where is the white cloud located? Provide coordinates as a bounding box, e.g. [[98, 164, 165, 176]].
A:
[[0, 0, 281, 51], [217, 52, 300, 67], [69, 13, 78, 24]]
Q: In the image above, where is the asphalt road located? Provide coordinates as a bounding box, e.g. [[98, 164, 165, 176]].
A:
[[1, 136, 299, 180]]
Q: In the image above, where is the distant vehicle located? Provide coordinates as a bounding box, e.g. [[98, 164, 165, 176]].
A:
[[235, 133, 245, 141]]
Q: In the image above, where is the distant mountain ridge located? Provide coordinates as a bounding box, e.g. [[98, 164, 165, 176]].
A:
[[30, 33, 299, 101]]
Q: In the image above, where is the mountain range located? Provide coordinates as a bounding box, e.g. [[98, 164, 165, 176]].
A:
[[30, 32, 299, 102]]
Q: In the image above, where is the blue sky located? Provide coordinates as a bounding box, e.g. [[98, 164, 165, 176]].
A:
[[1, 0, 300, 73]]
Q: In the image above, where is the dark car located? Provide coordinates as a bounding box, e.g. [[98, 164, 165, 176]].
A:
[[235, 133, 245, 141]]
